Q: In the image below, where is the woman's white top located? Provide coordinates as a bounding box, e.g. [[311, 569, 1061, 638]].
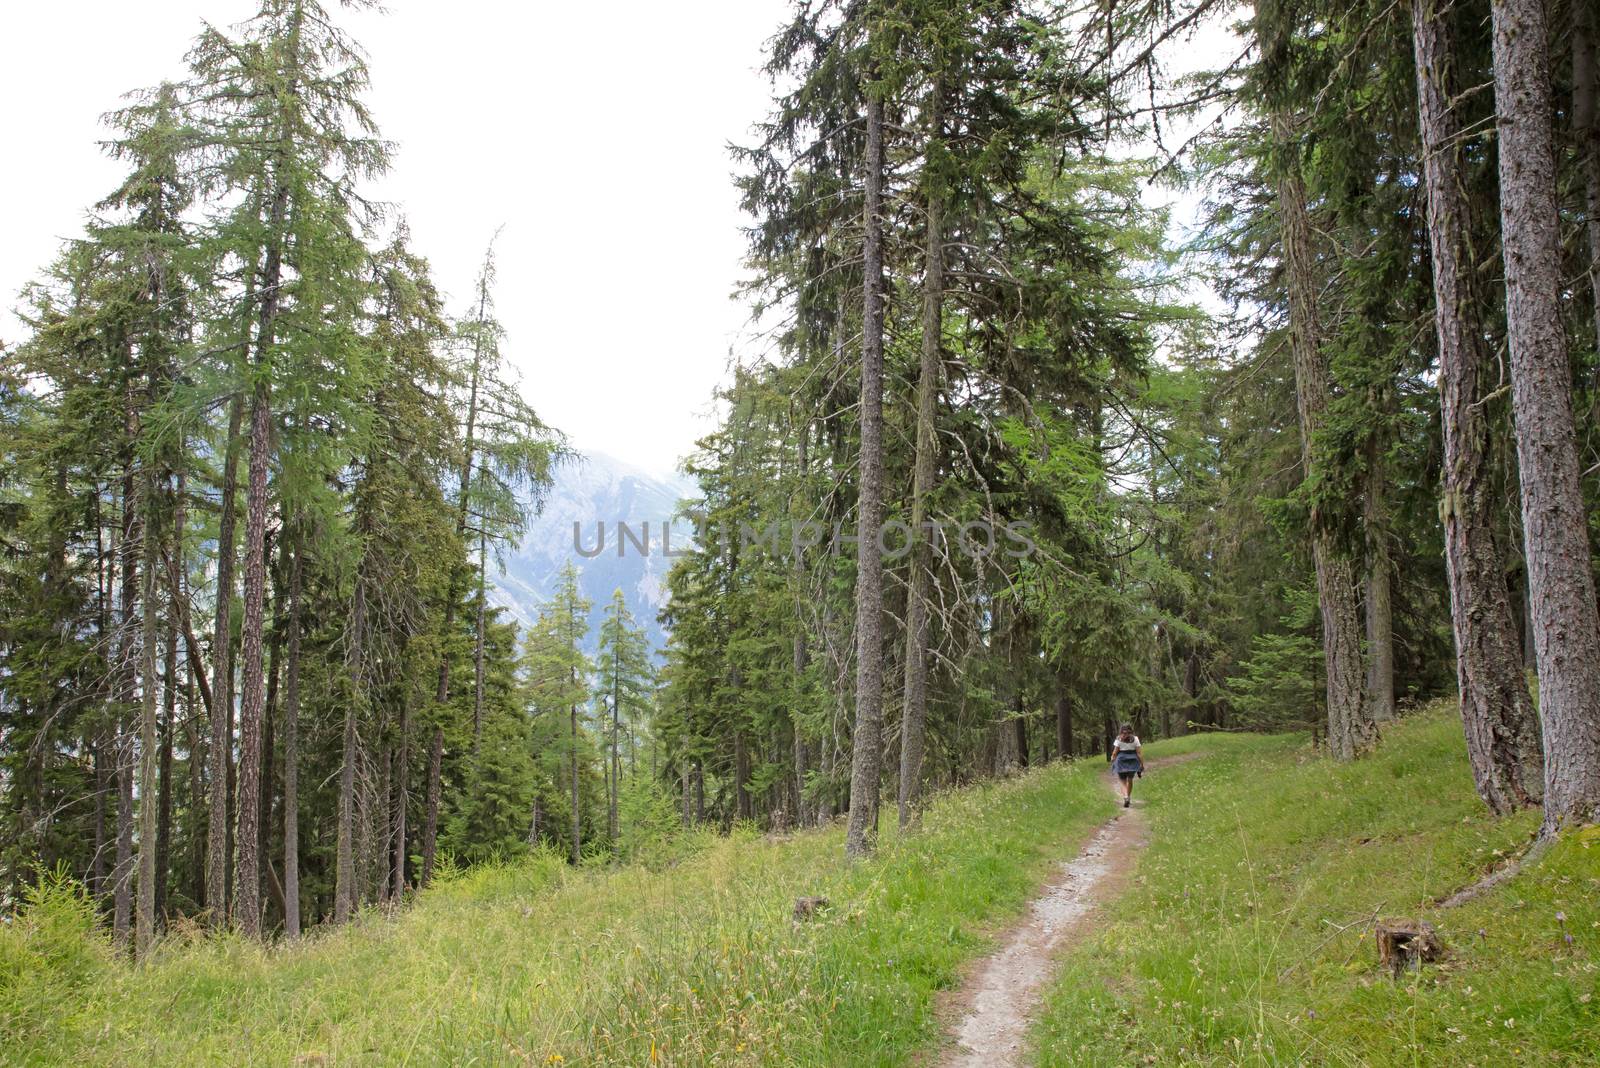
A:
[[1112, 736, 1141, 751]]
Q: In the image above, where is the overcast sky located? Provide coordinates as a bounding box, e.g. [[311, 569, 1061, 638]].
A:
[[1, 0, 793, 477]]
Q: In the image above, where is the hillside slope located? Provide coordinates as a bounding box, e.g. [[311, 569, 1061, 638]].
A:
[[4, 711, 1595, 1066], [1032, 710, 1598, 1066]]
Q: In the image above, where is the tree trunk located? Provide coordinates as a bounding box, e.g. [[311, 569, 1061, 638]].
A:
[[113, 469, 137, 946], [93, 730, 108, 899], [900, 77, 945, 830], [135, 470, 159, 956], [1410, 0, 1544, 814], [681, 759, 693, 827], [472, 531, 488, 753], [1363, 427, 1396, 722], [570, 696, 581, 864], [392, 685, 410, 901], [114, 725, 134, 947], [158, 471, 183, 928], [1055, 688, 1072, 762], [1490, 0, 1600, 831], [282, 534, 303, 937], [234, 375, 271, 937], [694, 758, 706, 824], [845, 76, 888, 860], [91, 496, 109, 901], [421, 725, 443, 885], [260, 535, 289, 925], [156, 636, 174, 930], [335, 577, 364, 922], [1268, 107, 1374, 760], [1575, 4, 1600, 354], [186, 679, 204, 908], [610, 652, 621, 847], [207, 394, 242, 924]]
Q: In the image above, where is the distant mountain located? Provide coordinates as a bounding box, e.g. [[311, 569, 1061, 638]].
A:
[[488, 452, 697, 656]]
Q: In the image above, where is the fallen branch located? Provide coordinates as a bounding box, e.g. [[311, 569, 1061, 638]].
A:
[[1433, 836, 1549, 909]]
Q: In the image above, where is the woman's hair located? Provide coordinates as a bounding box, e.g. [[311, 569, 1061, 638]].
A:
[[1118, 723, 1134, 739]]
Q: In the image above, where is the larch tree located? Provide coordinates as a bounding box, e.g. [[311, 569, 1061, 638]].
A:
[[1254, 0, 1374, 760], [1488, 0, 1600, 831], [596, 588, 653, 848], [183, 0, 390, 934], [1408, 0, 1543, 813]]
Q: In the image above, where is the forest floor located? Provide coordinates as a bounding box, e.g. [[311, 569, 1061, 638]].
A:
[[940, 756, 1196, 1066], [4, 709, 1597, 1066]]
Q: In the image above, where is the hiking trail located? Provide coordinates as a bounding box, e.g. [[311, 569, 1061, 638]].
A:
[[938, 755, 1193, 1067]]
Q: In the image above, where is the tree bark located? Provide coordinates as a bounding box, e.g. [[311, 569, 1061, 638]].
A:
[[282, 533, 303, 937], [335, 576, 364, 922], [135, 469, 159, 956], [207, 395, 242, 923], [1490, 0, 1600, 831], [1575, 4, 1600, 353], [570, 696, 581, 864], [156, 622, 174, 930], [1363, 427, 1396, 722], [421, 725, 443, 885], [114, 724, 133, 947], [1410, 0, 1544, 814], [234, 337, 273, 938], [1268, 108, 1374, 761], [609, 640, 621, 847], [793, 632, 809, 828], [900, 76, 945, 830], [91, 493, 109, 901], [392, 682, 410, 901], [845, 76, 888, 859], [158, 471, 183, 927], [681, 759, 693, 827], [1055, 688, 1073, 762], [694, 758, 706, 824], [113, 464, 137, 945], [735, 731, 753, 821], [237, 1, 306, 938], [472, 530, 488, 753]]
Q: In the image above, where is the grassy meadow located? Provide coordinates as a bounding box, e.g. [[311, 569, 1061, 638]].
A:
[[1031, 708, 1599, 1066], [6, 709, 1597, 1066], [3, 750, 1119, 1066]]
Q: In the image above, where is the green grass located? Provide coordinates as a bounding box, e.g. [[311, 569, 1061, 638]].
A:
[[9, 714, 1595, 1066], [2, 754, 1125, 1067], [1030, 707, 1600, 1066]]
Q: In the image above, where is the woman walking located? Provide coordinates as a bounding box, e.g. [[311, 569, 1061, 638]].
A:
[[1111, 723, 1144, 808]]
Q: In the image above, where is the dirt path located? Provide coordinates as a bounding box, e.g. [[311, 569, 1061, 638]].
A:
[[938, 757, 1191, 1067]]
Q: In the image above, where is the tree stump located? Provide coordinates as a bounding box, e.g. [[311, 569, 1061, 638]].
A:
[[1376, 920, 1444, 976]]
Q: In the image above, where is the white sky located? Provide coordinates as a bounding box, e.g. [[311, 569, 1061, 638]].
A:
[[0, 0, 792, 477]]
